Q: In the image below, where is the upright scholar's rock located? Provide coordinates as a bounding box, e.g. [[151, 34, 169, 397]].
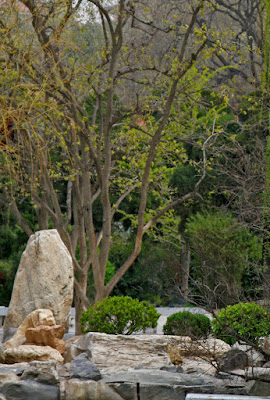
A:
[[3, 230, 74, 341]]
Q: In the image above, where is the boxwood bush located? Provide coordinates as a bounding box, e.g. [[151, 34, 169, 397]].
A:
[[163, 311, 211, 339], [211, 302, 270, 345], [80, 296, 160, 335]]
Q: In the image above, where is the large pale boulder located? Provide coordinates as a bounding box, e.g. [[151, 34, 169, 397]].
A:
[[3, 230, 73, 341], [64, 333, 176, 370], [65, 333, 230, 375]]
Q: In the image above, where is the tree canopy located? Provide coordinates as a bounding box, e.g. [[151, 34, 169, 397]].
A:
[[0, 0, 268, 332]]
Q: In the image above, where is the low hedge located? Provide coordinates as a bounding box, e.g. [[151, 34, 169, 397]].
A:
[[163, 311, 211, 339], [80, 296, 160, 335], [211, 302, 270, 345]]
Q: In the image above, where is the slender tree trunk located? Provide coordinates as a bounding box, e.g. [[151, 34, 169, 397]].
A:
[[180, 238, 190, 300], [36, 207, 48, 230], [94, 284, 107, 303], [74, 272, 88, 335]]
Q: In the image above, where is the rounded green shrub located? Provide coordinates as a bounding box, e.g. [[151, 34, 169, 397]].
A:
[[80, 296, 161, 335], [211, 302, 270, 345], [163, 311, 211, 339]]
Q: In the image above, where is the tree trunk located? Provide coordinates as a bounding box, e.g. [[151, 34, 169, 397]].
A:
[[94, 285, 107, 303], [36, 207, 48, 230], [180, 238, 190, 301], [74, 272, 88, 335]]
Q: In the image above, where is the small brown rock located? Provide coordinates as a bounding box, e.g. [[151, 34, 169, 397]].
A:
[[167, 344, 182, 365], [25, 325, 66, 354]]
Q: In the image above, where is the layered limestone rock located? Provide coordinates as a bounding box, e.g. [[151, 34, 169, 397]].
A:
[[64, 333, 174, 369], [3, 230, 73, 341], [64, 333, 230, 373]]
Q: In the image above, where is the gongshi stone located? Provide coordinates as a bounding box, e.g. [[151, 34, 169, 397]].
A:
[[3, 230, 73, 341]]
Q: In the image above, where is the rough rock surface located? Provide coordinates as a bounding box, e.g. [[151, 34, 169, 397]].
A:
[[66, 379, 125, 400], [101, 369, 253, 399], [0, 363, 253, 400], [0, 379, 59, 400], [232, 341, 266, 366], [234, 366, 270, 382], [218, 348, 249, 372], [4, 345, 64, 364], [0, 330, 270, 399], [102, 368, 210, 385], [0, 363, 28, 376], [70, 353, 102, 381], [220, 367, 270, 396], [181, 357, 217, 375], [25, 325, 65, 354], [21, 360, 60, 385], [249, 381, 270, 396], [160, 365, 184, 373], [64, 333, 230, 372], [3, 309, 56, 350], [65, 333, 175, 369], [3, 230, 73, 341]]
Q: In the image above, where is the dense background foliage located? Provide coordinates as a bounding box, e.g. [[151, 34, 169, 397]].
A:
[[0, 0, 269, 332]]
